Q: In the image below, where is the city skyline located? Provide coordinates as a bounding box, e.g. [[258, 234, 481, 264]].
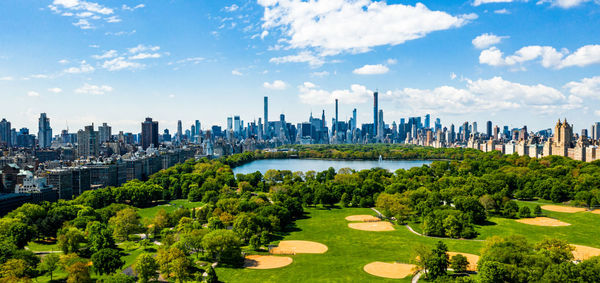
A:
[[1, 1, 599, 132]]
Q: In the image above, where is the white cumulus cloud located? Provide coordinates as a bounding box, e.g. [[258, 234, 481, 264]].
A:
[[64, 60, 95, 74], [270, 51, 325, 67], [92, 50, 117, 59], [263, 80, 288, 90], [102, 57, 143, 71], [27, 91, 40, 97], [298, 82, 372, 105], [75, 83, 113, 95], [48, 88, 63, 93], [473, 0, 514, 6], [564, 76, 600, 98], [479, 44, 600, 69], [353, 64, 389, 75], [259, 0, 476, 57], [472, 33, 508, 49]]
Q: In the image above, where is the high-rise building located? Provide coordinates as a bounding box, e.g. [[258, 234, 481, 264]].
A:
[[592, 122, 600, 140], [373, 91, 378, 137], [335, 99, 339, 133], [234, 116, 241, 134], [98, 122, 111, 143], [141, 118, 159, 150], [493, 126, 500, 140], [424, 114, 430, 129], [38, 113, 52, 148], [472, 122, 478, 134], [195, 120, 201, 136], [486, 121, 492, 138], [352, 108, 357, 131], [177, 120, 183, 142], [0, 118, 11, 147], [264, 96, 269, 138], [378, 110, 384, 139], [77, 124, 99, 157], [227, 117, 233, 132]]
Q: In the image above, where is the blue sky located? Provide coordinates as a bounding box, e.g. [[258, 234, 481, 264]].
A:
[[0, 0, 599, 133]]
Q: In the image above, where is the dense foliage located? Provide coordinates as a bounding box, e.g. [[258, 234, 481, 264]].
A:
[[0, 145, 599, 282]]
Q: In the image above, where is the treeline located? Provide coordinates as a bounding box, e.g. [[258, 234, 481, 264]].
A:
[[0, 157, 304, 282]]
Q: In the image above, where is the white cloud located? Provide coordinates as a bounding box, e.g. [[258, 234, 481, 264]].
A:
[[298, 82, 372, 105], [263, 80, 288, 90], [168, 94, 176, 99], [386, 59, 398, 65], [258, 0, 475, 57], [27, 91, 40, 97], [105, 16, 121, 23], [58, 59, 70, 64], [232, 70, 243, 76], [122, 4, 145, 11], [129, 53, 161, 60], [472, 33, 508, 49], [353, 64, 389, 75], [48, 87, 63, 93], [564, 76, 600, 98], [64, 60, 95, 74], [102, 57, 143, 71], [473, 0, 513, 6], [75, 83, 113, 95], [450, 72, 457, 80], [0, 76, 14, 81], [173, 57, 205, 65], [537, 0, 592, 8], [382, 76, 578, 115], [270, 51, 325, 67], [92, 50, 117, 59], [479, 44, 600, 69], [73, 19, 93, 29], [52, 0, 113, 15], [310, 71, 330, 77], [494, 8, 511, 14], [128, 44, 160, 54], [224, 4, 239, 12]]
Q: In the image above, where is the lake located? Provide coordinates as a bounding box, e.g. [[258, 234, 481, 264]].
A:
[[232, 159, 433, 174]]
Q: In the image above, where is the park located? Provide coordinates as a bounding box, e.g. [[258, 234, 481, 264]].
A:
[[0, 145, 599, 282]]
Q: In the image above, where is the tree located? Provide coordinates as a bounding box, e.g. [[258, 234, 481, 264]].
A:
[[86, 221, 115, 254], [109, 208, 141, 241], [534, 205, 543, 216], [535, 238, 574, 264], [133, 254, 158, 283], [450, 254, 469, 274], [38, 253, 60, 281], [205, 266, 218, 283], [443, 215, 461, 239], [519, 206, 531, 218], [426, 241, 449, 280], [91, 248, 124, 275], [502, 201, 519, 219], [202, 229, 243, 265], [156, 247, 192, 282], [139, 239, 151, 251], [0, 259, 32, 282], [66, 261, 92, 283], [98, 273, 136, 283], [152, 209, 170, 232], [8, 222, 35, 249], [57, 227, 85, 254]]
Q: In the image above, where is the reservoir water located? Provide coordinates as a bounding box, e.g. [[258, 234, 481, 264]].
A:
[[232, 159, 433, 174]]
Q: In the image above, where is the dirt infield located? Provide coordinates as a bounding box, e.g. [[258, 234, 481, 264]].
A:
[[591, 210, 600, 215], [515, 217, 570, 226], [243, 255, 293, 269], [363, 262, 416, 279], [571, 245, 600, 261], [541, 205, 587, 213], [345, 215, 381, 222], [270, 240, 328, 254], [348, 221, 395, 231], [447, 252, 480, 271]]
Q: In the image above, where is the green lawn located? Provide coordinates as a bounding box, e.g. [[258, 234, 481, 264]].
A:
[[217, 207, 483, 282], [138, 199, 203, 225], [26, 240, 59, 252]]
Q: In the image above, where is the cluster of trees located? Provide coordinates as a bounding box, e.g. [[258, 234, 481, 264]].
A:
[[0, 155, 305, 282]]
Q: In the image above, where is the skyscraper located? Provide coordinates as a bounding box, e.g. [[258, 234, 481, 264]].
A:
[[264, 96, 269, 138], [352, 108, 357, 131], [38, 113, 52, 148], [195, 120, 201, 136], [335, 99, 339, 133], [177, 120, 183, 142], [234, 116, 241, 133], [378, 110, 384, 140], [77, 124, 99, 157], [424, 114, 430, 129], [486, 121, 492, 138], [98, 122, 111, 143], [0, 118, 11, 147], [373, 91, 378, 137], [592, 122, 600, 140], [141, 118, 159, 150]]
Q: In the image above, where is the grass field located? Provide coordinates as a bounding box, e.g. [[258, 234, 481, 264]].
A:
[[217, 202, 600, 282], [137, 199, 203, 225], [217, 207, 483, 282]]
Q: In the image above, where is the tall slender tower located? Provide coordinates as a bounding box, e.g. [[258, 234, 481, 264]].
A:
[[335, 99, 339, 133], [373, 91, 378, 137], [38, 113, 52, 148], [352, 108, 357, 131], [177, 120, 182, 142], [263, 96, 268, 139]]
